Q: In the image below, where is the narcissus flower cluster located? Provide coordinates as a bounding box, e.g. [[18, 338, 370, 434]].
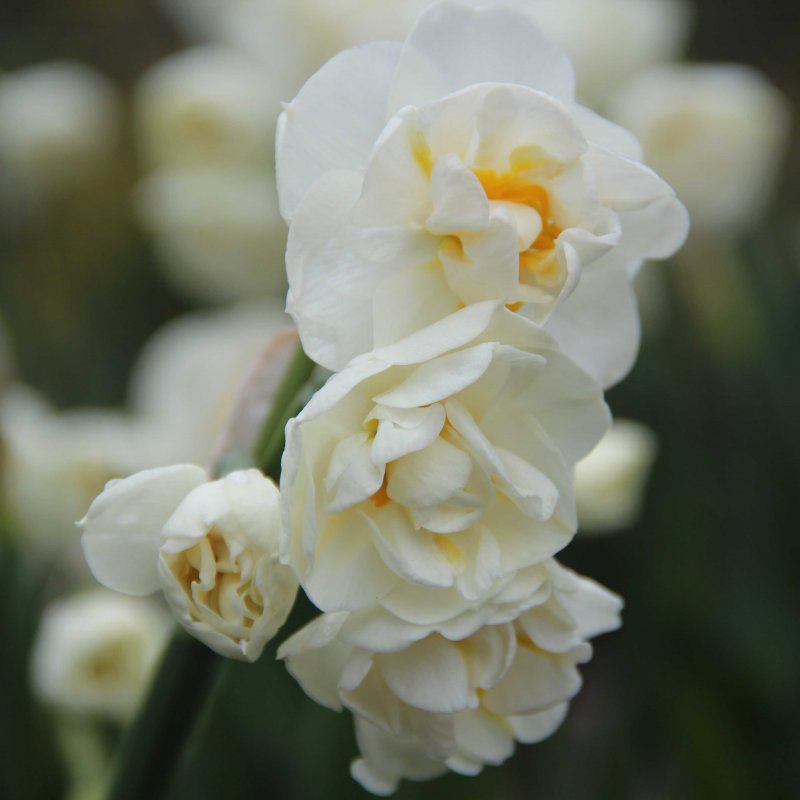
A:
[[80, 1, 688, 793]]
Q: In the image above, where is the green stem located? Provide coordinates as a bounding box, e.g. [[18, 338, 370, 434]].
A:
[[253, 343, 316, 473], [106, 634, 218, 800]]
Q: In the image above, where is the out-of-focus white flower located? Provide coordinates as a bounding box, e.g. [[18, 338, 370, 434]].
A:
[[0, 316, 12, 390], [129, 302, 293, 467], [277, 1, 688, 387], [30, 590, 170, 722], [0, 386, 152, 567], [134, 168, 287, 303], [281, 302, 609, 615], [575, 419, 658, 534], [523, 0, 691, 106], [280, 559, 622, 794], [134, 46, 278, 169], [609, 64, 790, 234], [80, 466, 298, 661], [0, 61, 119, 194]]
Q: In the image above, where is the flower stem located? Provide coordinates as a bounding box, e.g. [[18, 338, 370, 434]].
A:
[[253, 343, 316, 479], [106, 633, 218, 800]]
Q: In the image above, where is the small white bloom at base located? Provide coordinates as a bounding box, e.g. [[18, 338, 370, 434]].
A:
[[80, 466, 298, 662], [280, 559, 622, 794], [30, 590, 170, 723], [575, 419, 658, 534], [609, 63, 790, 235]]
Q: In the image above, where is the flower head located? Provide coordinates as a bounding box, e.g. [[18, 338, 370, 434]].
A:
[[80, 465, 297, 661], [277, 1, 688, 386], [281, 303, 609, 614], [280, 559, 622, 794]]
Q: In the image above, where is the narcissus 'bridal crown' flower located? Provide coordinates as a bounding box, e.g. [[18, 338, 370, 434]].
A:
[[281, 303, 609, 614], [80, 466, 298, 661], [280, 559, 622, 794], [277, 1, 688, 387]]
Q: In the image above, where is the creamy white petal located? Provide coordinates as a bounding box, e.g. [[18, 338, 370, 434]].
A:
[[276, 42, 401, 220], [389, 3, 575, 113], [80, 465, 206, 595]]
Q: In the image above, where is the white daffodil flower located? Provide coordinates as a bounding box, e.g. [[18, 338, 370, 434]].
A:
[[133, 46, 280, 169], [609, 63, 790, 235], [280, 559, 622, 794], [0, 386, 154, 570], [0, 61, 119, 195], [281, 302, 609, 615], [30, 590, 170, 722], [576, 419, 658, 534], [80, 466, 298, 662], [134, 169, 288, 303], [128, 302, 293, 467], [277, 1, 688, 387]]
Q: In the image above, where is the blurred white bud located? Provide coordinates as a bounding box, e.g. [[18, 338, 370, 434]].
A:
[[609, 64, 791, 234], [134, 46, 279, 169], [134, 168, 287, 303], [523, 0, 692, 105], [0, 61, 119, 194], [30, 590, 170, 722], [0, 386, 154, 568], [575, 419, 658, 534], [129, 302, 293, 467]]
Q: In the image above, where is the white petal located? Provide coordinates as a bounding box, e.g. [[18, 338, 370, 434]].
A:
[[325, 436, 385, 514], [507, 702, 569, 744], [440, 216, 520, 305], [370, 404, 446, 465], [387, 437, 472, 510], [374, 342, 495, 408], [366, 504, 454, 588], [389, 3, 574, 113], [453, 709, 515, 766], [425, 153, 490, 234], [79, 464, 206, 595], [372, 262, 463, 349], [545, 255, 641, 390], [276, 42, 400, 220], [481, 645, 582, 715], [378, 635, 471, 713], [306, 511, 400, 611], [573, 105, 643, 161]]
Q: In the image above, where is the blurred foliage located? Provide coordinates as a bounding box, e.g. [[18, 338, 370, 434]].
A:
[[1, 0, 799, 798]]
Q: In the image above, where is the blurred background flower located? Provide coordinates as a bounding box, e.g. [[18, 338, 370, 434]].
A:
[[0, 0, 798, 798]]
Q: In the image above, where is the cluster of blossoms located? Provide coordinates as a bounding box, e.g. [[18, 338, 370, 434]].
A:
[[80, 1, 689, 793]]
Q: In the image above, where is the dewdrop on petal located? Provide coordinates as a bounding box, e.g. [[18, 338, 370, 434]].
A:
[[80, 466, 298, 662], [575, 418, 657, 534], [30, 590, 170, 723]]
